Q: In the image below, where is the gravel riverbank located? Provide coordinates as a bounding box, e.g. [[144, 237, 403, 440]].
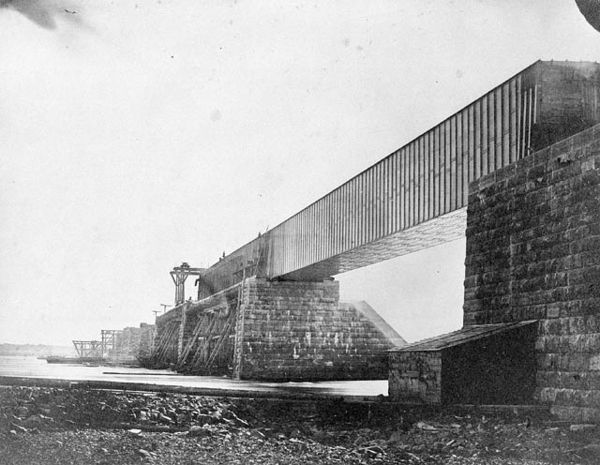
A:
[[0, 386, 598, 464]]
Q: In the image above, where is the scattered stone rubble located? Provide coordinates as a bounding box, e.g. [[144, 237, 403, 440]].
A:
[[0, 386, 599, 464]]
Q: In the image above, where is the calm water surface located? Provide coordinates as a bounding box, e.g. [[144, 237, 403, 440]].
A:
[[0, 356, 387, 397]]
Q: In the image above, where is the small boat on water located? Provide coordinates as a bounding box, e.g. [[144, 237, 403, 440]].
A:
[[44, 356, 139, 367], [45, 356, 103, 364]]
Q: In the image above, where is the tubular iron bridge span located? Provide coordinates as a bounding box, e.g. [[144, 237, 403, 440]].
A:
[[197, 60, 600, 298]]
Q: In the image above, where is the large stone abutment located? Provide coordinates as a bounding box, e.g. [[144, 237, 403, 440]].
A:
[[464, 123, 600, 421], [152, 277, 406, 380], [390, 123, 600, 422]]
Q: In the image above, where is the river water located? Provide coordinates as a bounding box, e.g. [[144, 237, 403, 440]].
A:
[[0, 356, 387, 398]]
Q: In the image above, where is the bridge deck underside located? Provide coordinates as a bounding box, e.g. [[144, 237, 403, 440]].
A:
[[281, 208, 466, 280]]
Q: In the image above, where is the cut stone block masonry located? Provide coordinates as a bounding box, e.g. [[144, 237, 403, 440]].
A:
[[390, 123, 600, 422], [153, 277, 406, 380]]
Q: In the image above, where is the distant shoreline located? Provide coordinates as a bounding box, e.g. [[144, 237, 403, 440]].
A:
[[0, 343, 74, 357]]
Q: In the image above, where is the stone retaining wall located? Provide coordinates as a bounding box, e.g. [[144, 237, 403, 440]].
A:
[[389, 351, 442, 403]]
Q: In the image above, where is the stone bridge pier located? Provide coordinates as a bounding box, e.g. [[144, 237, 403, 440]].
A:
[[390, 123, 600, 422], [152, 277, 405, 381]]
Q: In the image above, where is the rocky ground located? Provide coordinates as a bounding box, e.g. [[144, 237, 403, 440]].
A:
[[0, 386, 599, 464]]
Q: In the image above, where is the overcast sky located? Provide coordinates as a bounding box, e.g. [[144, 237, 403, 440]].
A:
[[1, 0, 599, 346]]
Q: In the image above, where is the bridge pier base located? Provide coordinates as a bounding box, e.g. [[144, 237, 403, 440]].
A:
[[234, 277, 340, 380], [153, 277, 405, 380], [233, 277, 404, 380]]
